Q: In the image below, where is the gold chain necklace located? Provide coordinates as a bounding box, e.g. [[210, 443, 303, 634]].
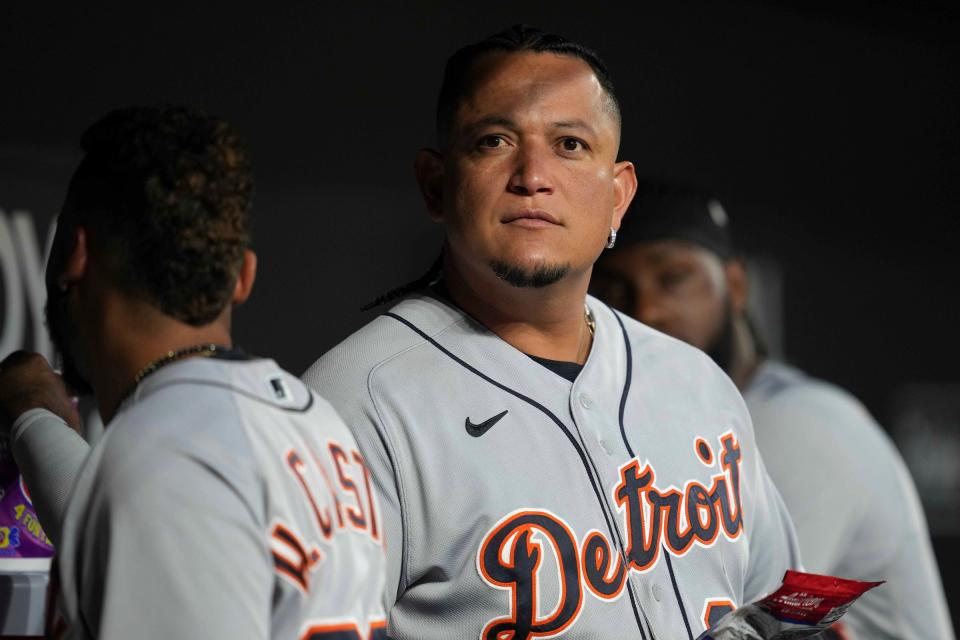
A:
[[577, 304, 596, 363], [121, 343, 221, 404]]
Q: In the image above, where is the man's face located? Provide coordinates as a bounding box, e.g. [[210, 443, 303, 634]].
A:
[[591, 240, 730, 352], [435, 51, 634, 288], [43, 191, 93, 394]]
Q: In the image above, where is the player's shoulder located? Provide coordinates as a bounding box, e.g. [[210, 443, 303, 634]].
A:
[[741, 359, 803, 403], [593, 298, 720, 364], [745, 360, 902, 466], [303, 292, 462, 396], [100, 358, 314, 484], [591, 298, 740, 393], [124, 356, 318, 424], [90, 356, 358, 509], [746, 360, 876, 431]]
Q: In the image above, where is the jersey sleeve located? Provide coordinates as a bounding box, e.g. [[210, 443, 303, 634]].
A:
[[750, 384, 955, 639], [734, 403, 804, 603], [302, 359, 406, 606], [742, 441, 804, 602], [75, 439, 271, 639], [749, 390, 870, 573], [10, 408, 90, 547]]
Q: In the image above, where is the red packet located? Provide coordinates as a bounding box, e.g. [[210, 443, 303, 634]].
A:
[[697, 570, 883, 639]]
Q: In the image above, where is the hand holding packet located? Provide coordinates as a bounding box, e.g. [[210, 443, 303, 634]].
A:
[[697, 570, 884, 640]]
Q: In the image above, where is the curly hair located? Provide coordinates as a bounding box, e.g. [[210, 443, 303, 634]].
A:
[[69, 105, 253, 325]]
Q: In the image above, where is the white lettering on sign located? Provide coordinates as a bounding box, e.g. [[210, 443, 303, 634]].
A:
[[0, 207, 56, 361]]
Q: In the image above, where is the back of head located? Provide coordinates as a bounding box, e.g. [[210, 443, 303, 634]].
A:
[[615, 180, 733, 259], [435, 24, 620, 146], [68, 105, 253, 325]]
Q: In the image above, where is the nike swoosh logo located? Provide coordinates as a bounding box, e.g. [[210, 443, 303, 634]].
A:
[[465, 410, 508, 437]]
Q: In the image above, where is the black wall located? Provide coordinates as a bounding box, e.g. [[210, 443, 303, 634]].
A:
[[2, 0, 958, 626]]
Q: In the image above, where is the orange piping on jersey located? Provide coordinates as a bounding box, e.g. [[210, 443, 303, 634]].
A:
[[694, 437, 714, 465], [614, 460, 663, 572], [353, 450, 380, 541], [478, 509, 585, 639], [613, 432, 744, 572], [702, 598, 736, 631], [329, 442, 368, 532], [309, 443, 345, 529], [271, 521, 321, 593], [717, 433, 744, 539], [580, 529, 627, 601], [299, 619, 388, 640], [286, 449, 334, 539]]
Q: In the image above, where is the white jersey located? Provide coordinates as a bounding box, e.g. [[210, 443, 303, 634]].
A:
[[744, 360, 954, 640], [54, 356, 388, 639], [303, 292, 801, 640]]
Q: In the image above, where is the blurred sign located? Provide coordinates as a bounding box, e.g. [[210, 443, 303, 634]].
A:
[[0, 208, 54, 361], [0, 146, 77, 361]]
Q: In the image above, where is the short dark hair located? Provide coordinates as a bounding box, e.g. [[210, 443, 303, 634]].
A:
[[69, 105, 253, 325], [435, 25, 620, 145]]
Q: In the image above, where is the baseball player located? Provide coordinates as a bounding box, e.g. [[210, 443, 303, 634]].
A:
[[303, 26, 802, 639], [590, 181, 955, 640], [0, 106, 387, 639]]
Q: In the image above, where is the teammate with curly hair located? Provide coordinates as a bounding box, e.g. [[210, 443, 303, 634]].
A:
[[0, 106, 388, 639]]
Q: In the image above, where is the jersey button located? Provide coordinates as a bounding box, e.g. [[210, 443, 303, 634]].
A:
[[598, 437, 613, 456], [652, 583, 664, 602], [578, 393, 593, 409]]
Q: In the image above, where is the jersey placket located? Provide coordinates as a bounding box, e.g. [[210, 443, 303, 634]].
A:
[[571, 308, 701, 640], [566, 379, 661, 640]]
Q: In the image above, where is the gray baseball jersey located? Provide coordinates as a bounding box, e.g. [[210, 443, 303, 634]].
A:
[[743, 360, 954, 640], [303, 292, 802, 640], [51, 356, 388, 639]]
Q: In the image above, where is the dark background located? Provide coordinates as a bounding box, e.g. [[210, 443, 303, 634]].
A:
[[2, 0, 957, 629]]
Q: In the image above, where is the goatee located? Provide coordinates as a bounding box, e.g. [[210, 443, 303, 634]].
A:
[[489, 260, 570, 289]]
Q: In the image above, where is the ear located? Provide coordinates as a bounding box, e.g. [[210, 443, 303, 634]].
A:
[[232, 249, 257, 306], [725, 258, 749, 314], [610, 160, 638, 230], [414, 148, 445, 222], [55, 225, 89, 291]]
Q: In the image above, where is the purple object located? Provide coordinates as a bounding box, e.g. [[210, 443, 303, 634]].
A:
[[0, 442, 54, 558]]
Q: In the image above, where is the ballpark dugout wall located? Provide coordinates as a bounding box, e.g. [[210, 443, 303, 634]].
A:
[[1, 0, 958, 626]]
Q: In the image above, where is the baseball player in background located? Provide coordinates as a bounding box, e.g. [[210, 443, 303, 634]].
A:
[[0, 106, 387, 639], [303, 26, 802, 639], [590, 181, 955, 640]]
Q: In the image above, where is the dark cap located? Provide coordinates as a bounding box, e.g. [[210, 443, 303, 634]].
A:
[[616, 181, 734, 259]]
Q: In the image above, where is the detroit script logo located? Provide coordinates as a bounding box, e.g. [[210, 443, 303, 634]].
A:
[[476, 433, 744, 639]]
